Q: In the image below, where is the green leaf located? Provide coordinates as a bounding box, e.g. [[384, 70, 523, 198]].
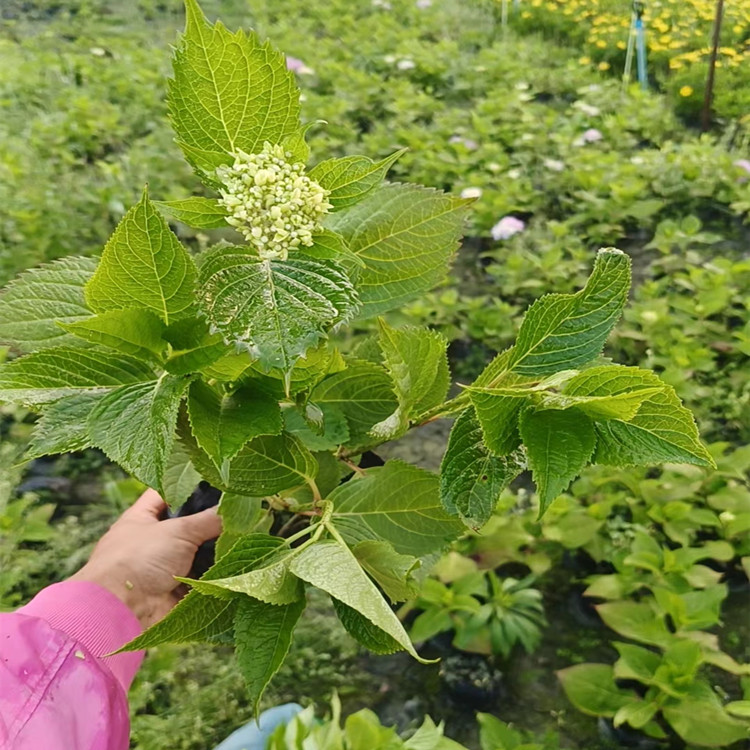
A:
[[216, 494, 267, 558], [352, 540, 420, 603], [467, 387, 527, 457], [121, 533, 284, 650], [556, 365, 667, 421], [169, 0, 300, 173], [187, 380, 282, 478], [613, 701, 658, 730], [309, 150, 406, 210], [161, 439, 201, 511], [310, 361, 398, 446], [88, 375, 190, 494], [557, 663, 637, 718], [300, 229, 366, 274], [440, 408, 525, 528], [163, 318, 226, 376], [59, 309, 166, 361], [283, 404, 350, 451], [25, 392, 103, 459], [509, 248, 631, 376], [725, 701, 750, 719], [289, 539, 431, 663], [0, 256, 98, 353], [593, 385, 715, 468], [184, 543, 304, 605], [234, 595, 305, 714], [370, 320, 449, 439], [613, 642, 661, 682], [328, 460, 464, 556], [154, 197, 229, 229], [326, 183, 470, 317], [85, 188, 197, 324], [596, 601, 671, 647], [331, 597, 403, 655], [227, 433, 318, 496], [663, 697, 750, 747], [198, 248, 359, 373], [0, 348, 155, 406], [519, 408, 596, 518], [477, 713, 523, 750]]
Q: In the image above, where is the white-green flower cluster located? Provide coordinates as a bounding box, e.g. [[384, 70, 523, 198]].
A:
[[217, 142, 331, 260]]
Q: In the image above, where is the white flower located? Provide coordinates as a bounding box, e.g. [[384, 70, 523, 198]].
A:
[[574, 101, 601, 117], [372, 0, 392, 8], [461, 187, 483, 199], [416, 0, 432, 7], [491, 216, 525, 241], [397, 59, 416, 71], [574, 128, 604, 146], [544, 158, 565, 172], [383, 54, 397, 64], [216, 142, 332, 261], [507, 168, 522, 179]]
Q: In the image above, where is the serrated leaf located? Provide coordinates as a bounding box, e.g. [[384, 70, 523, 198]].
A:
[[163, 318, 226, 376], [309, 149, 406, 210], [0, 256, 98, 353], [289, 539, 431, 663], [227, 432, 318, 496], [280, 124, 312, 164], [59, 309, 166, 361], [283, 403, 350, 451], [187, 380, 282, 478], [326, 183, 470, 317], [592, 377, 715, 468], [0, 348, 155, 406], [121, 533, 284, 650], [440, 408, 525, 528], [198, 248, 359, 373], [509, 248, 631, 376], [169, 0, 300, 173], [331, 597, 403, 655], [216, 494, 267, 558], [88, 375, 190, 494], [154, 197, 229, 229], [468, 387, 527, 456], [25, 392, 104, 459], [235, 595, 305, 714], [162, 439, 201, 511], [328, 460, 463, 556], [519, 408, 596, 518], [184, 542, 304, 605], [310, 361, 398, 446], [85, 188, 197, 324], [353, 540, 420, 603], [300, 229, 366, 275], [370, 320, 449, 440]]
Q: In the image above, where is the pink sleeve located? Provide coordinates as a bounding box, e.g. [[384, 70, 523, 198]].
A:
[[0, 581, 145, 750]]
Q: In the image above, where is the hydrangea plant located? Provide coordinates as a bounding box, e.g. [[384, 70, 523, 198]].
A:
[[0, 0, 714, 711]]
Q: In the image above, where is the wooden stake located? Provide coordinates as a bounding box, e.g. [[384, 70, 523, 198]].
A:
[[702, 0, 725, 132]]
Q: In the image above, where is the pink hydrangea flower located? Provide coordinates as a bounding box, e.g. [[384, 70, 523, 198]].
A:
[[574, 128, 604, 146], [491, 216, 525, 241], [448, 135, 479, 150], [286, 56, 314, 75], [734, 159, 750, 182]]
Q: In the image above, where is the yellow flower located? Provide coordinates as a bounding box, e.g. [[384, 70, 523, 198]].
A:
[[679, 85, 694, 97], [598, 61, 611, 71], [616, 40, 627, 50], [579, 56, 592, 65], [595, 39, 607, 48]]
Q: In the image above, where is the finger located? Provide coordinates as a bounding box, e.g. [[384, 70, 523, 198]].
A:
[[124, 488, 167, 520], [173, 506, 223, 545]]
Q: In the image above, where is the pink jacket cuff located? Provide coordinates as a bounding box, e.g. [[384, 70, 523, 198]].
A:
[[18, 580, 145, 692]]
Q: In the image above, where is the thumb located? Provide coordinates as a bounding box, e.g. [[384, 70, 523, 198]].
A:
[[173, 506, 223, 545]]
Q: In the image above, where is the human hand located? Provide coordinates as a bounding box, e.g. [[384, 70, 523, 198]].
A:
[[71, 489, 222, 629]]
